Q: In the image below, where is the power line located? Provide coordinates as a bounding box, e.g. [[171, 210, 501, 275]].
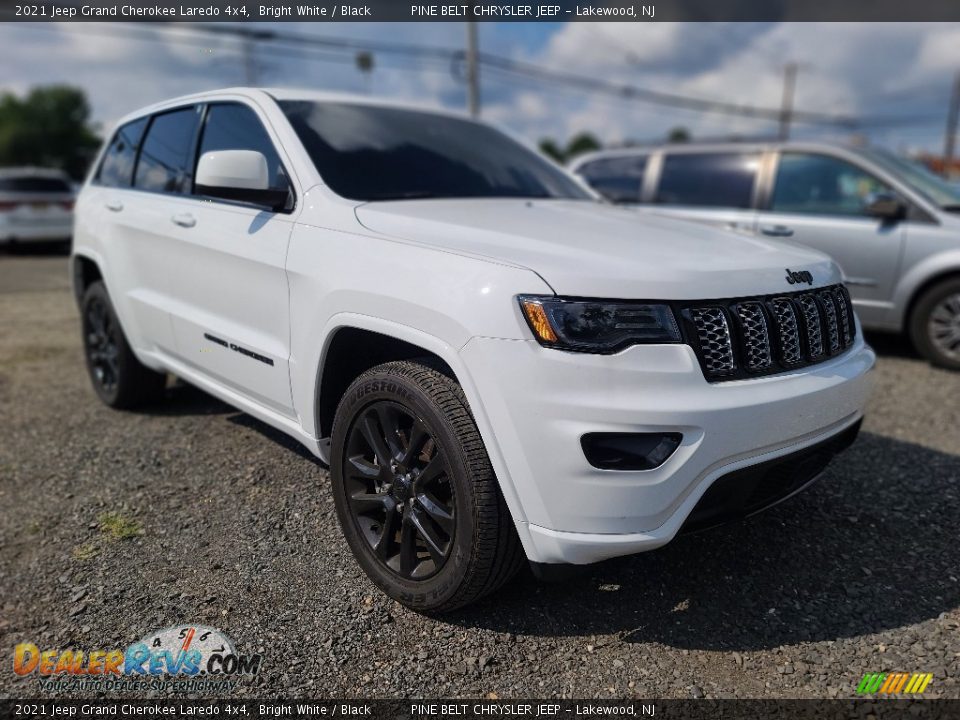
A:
[[9, 22, 950, 131], [141, 23, 866, 127]]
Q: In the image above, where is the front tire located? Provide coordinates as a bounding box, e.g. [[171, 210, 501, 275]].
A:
[[81, 281, 166, 408], [330, 360, 524, 612], [909, 277, 960, 370]]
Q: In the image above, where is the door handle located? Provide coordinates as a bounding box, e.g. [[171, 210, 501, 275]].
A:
[[105, 200, 123, 212], [171, 213, 196, 228], [760, 225, 794, 237]]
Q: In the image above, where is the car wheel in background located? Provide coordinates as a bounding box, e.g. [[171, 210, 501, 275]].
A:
[[910, 276, 960, 371], [81, 281, 167, 408], [330, 359, 524, 612]]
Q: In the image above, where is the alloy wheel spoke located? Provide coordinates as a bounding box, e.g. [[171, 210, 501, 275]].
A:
[[416, 491, 454, 535], [375, 404, 404, 461], [399, 517, 418, 576], [409, 507, 446, 567], [373, 503, 400, 560], [350, 491, 390, 514], [359, 413, 393, 468], [931, 307, 954, 324], [347, 454, 383, 481], [401, 419, 429, 466], [414, 455, 445, 491]]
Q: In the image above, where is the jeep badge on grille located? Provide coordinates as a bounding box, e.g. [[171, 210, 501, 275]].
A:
[[785, 268, 814, 286]]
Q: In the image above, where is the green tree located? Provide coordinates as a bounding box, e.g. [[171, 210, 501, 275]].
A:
[[0, 85, 101, 180], [539, 138, 564, 163], [667, 126, 691, 143], [564, 132, 602, 160]]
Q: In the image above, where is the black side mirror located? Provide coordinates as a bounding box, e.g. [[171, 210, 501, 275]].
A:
[[195, 184, 290, 212], [865, 193, 907, 222]]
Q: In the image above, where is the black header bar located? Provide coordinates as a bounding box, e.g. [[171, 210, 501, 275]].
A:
[[3, 0, 960, 22], [3, 699, 960, 718]]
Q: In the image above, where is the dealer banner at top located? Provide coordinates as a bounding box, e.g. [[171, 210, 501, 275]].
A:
[[3, 0, 959, 21]]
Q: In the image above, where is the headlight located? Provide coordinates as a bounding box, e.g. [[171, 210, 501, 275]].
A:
[[518, 295, 681, 353]]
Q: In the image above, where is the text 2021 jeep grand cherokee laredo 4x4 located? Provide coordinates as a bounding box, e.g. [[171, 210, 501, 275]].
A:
[[72, 89, 875, 611]]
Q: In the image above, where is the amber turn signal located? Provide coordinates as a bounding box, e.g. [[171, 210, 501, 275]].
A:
[[519, 298, 558, 344]]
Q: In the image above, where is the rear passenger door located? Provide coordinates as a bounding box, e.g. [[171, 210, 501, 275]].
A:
[[165, 102, 297, 417], [95, 110, 197, 355], [648, 151, 762, 234]]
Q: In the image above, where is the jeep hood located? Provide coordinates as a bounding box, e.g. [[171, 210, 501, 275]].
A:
[[355, 199, 840, 299]]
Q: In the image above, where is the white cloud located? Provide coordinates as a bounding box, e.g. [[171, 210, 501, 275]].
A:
[[1, 21, 957, 151], [490, 22, 959, 151]]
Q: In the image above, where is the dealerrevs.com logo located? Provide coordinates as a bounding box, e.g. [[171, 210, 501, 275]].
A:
[[13, 625, 262, 693], [857, 672, 933, 695]]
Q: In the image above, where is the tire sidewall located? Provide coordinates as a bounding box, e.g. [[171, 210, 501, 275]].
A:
[[330, 369, 478, 610], [910, 278, 960, 370]]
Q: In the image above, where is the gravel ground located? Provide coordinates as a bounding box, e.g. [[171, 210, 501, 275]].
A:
[[1, 251, 958, 700]]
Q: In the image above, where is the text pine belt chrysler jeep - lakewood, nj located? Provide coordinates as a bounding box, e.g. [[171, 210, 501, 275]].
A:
[[71, 89, 875, 611]]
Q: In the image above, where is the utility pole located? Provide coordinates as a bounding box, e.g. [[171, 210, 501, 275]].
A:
[[778, 62, 798, 141], [943, 71, 960, 179], [356, 51, 374, 95], [465, 18, 480, 118]]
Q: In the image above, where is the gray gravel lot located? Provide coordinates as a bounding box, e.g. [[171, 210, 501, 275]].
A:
[[0, 251, 958, 700]]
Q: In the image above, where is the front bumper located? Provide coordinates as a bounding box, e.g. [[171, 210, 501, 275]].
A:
[[460, 333, 874, 565]]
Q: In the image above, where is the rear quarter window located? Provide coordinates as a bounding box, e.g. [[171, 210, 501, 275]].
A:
[[97, 117, 149, 188], [655, 152, 761, 209]]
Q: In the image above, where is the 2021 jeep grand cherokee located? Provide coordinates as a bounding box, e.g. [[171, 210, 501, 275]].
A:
[[72, 88, 875, 611]]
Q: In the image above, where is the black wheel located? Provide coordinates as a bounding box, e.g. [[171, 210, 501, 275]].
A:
[[330, 360, 524, 612], [909, 277, 960, 371], [81, 281, 166, 408]]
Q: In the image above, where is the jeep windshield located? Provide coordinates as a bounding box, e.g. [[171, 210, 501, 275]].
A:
[[280, 100, 592, 202], [860, 147, 960, 212]]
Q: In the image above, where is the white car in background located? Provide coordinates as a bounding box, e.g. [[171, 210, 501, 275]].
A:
[[0, 167, 75, 249]]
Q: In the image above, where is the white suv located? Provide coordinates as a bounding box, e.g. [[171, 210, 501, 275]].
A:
[[73, 89, 874, 611], [0, 167, 75, 249]]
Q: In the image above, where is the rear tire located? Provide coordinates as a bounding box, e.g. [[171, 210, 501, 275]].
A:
[[81, 281, 166, 408], [909, 277, 960, 371], [330, 359, 524, 612]]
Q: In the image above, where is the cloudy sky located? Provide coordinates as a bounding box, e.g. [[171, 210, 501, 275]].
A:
[[2, 21, 958, 153]]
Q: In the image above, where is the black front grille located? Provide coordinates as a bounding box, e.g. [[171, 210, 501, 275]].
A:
[[679, 284, 856, 382]]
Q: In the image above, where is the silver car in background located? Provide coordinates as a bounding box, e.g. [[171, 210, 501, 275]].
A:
[[571, 142, 960, 369], [0, 167, 75, 250]]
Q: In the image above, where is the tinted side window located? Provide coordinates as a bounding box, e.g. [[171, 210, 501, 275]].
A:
[[771, 153, 894, 218], [134, 107, 201, 194], [578, 155, 646, 203], [655, 152, 760, 209], [195, 103, 289, 192], [97, 117, 148, 188]]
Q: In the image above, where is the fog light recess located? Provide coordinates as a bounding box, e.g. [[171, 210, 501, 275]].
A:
[[581, 432, 682, 471]]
